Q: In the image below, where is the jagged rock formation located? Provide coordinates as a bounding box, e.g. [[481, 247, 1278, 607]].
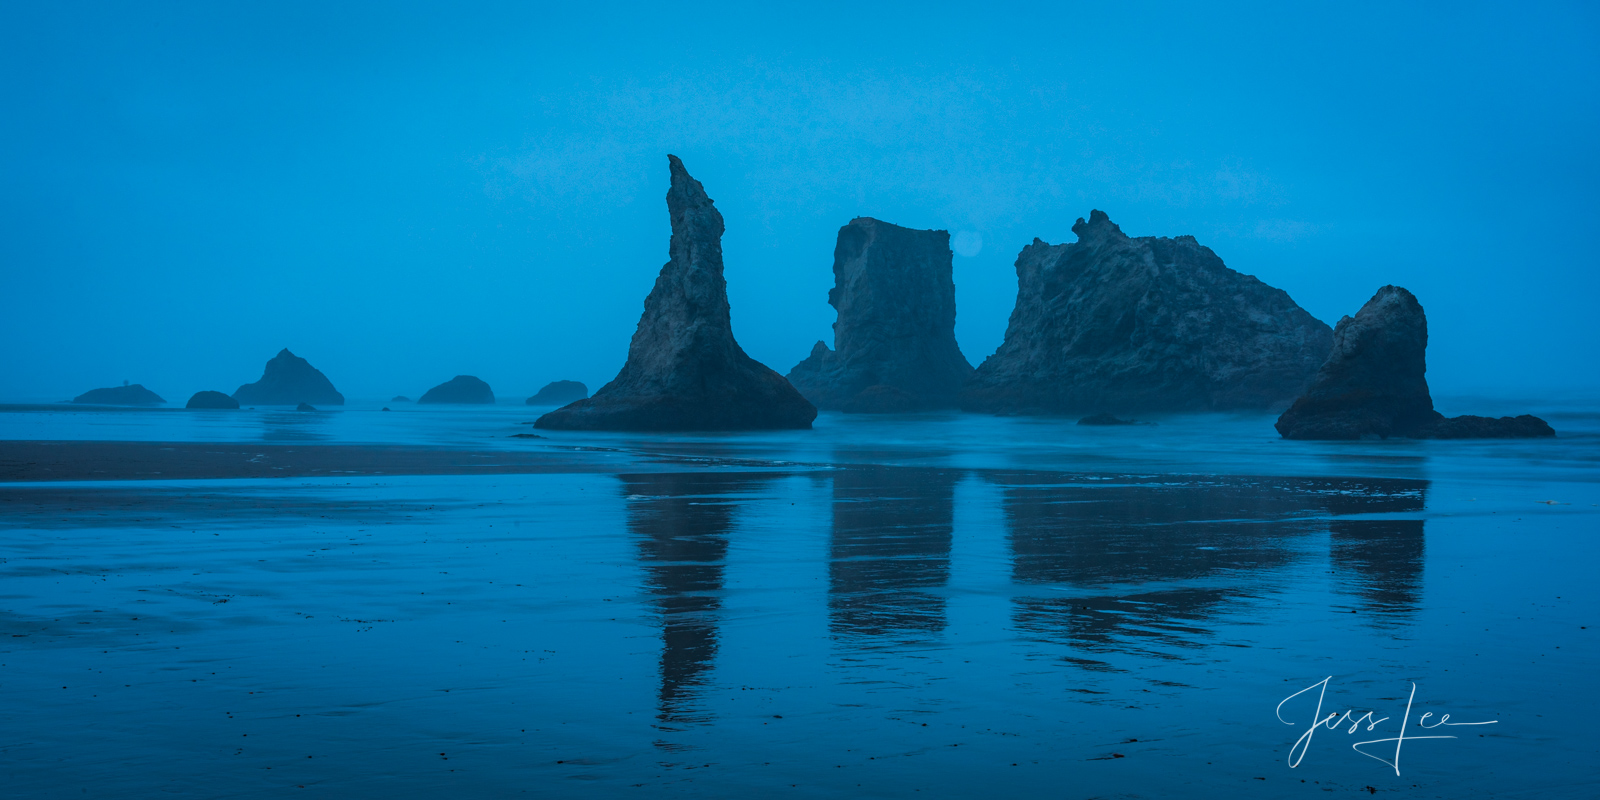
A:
[[296, 402, 317, 412], [419, 375, 495, 404], [72, 384, 164, 405], [185, 391, 239, 409], [233, 349, 344, 406], [526, 380, 588, 406], [1275, 286, 1555, 440], [961, 210, 1333, 415], [536, 156, 815, 431], [787, 218, 973, 412]]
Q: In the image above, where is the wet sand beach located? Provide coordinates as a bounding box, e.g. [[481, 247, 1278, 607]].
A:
[[2, 406, 1597, 797]]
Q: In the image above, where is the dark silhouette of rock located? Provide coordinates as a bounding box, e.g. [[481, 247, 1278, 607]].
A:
[[233, 349, 345, 406], [1416, 414, 1554, 439], [526, 380, 588, 406], [391, 395, 411, 402], [296, 402, 317, 412], [185, 391, 239, 410], [961, 211, 1333, 415], [418, 375, 495, 404], [1078, 413, 1141, 426], [536, 156, 816, 431], [1275, 286, 1555, 440], [381, 407, 391, 412], [787, 218, 973, 412], [72, 384, 164, 405]]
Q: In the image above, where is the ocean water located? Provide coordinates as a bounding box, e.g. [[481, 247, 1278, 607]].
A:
[[1, 403, 1597, 797]]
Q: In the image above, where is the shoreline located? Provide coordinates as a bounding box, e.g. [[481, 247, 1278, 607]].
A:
[[0, 440, 624, 482]]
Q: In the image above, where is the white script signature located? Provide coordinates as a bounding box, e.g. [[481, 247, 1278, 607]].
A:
[[1276, 677, 1498, 775]]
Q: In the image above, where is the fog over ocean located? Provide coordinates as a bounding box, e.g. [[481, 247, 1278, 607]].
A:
[[4, 2, 1599, 798]]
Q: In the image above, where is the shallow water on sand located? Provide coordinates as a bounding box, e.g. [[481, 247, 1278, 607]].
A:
[[1, 406, 1597, 797]]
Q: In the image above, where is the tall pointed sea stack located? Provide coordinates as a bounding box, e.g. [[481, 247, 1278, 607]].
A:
[[961, 210, 1333, 415], [787, 218, 973, 412], [1275, 286, 1554, 439], [536, 156, 816, 431]]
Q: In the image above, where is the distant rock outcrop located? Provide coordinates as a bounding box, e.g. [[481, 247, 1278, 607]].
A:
[[72, 384, 165, 405], [526, 380, 588, 406], [296, 402, 317, 412], [1078, 413, 1142, 426], [185, 391, 239, 409], [418, 375, 495, 404], [787, 218, 973, 412], [233, 349, 344, 406], [1275, 286, 1556, 440], [536, 156, 816, 431], [961, 211, 1333, 415], [391, 395, 411, 403]]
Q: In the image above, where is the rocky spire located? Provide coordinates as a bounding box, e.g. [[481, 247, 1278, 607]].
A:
[[536, 156, 816, 431], [787, 217, 973, 412], [1275, 286, 1554, 439]]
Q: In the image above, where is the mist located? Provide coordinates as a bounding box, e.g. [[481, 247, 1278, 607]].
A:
[[3, 1, 1597, 402]]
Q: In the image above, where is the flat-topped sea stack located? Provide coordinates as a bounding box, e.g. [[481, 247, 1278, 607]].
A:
[[419, 375, 495, 404], [1275, 286, 1555, 440], [526, 380, 588, 406], [72, 384, 165, 405], [536, 156, 815, 431], [961, 210, 1333, 415], [233, 349, 345, 406], [787, 218, 973, 412], [185, 390, 239, 409]]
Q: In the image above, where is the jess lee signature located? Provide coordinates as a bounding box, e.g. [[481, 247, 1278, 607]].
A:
[[1276, 677, 1498, 775]]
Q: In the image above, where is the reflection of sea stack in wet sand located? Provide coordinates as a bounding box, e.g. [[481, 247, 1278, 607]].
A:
[[185, 391, 239, 409], [1275, 285, 1555, 440], [961, 211, 1333, 415], [233, 349, 345, 406], [526, 380, 588, 406], [787, 218, 973, 412], [536, 156, 816, 431], [72, 384, 165, 405], [418, 375, 495, 404]]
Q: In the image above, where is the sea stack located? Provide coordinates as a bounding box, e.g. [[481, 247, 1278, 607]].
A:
[[961, 211, 1333, 415], [232, 349, 345, 406], [185, 390, 239, 409], [536, 156, 816, 431], [1275, 286, 1555, 440], [71, 384, 165, 405], [786, 218, 974, 412], [418, 375, 495, 404], [526, 380, 588, 406]]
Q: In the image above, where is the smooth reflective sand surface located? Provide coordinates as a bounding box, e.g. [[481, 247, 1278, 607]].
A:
[[1, 406, 1596, 797]]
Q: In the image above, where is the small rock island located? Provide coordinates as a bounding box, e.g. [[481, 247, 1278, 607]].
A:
[[233, 349, 345, 406], [787, 218, 974, 412], [418, 375, 495, 404], [526, 380, 588, 406], [1275, 285, 1555, 440], [961, 211, 1333, 415], [185, 391, 239, 409], [72, 384, 165, 405], [536, 156, 816, 431]]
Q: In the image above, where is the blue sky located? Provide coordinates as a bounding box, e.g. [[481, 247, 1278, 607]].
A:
[[2, 1, 1596, 402]]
